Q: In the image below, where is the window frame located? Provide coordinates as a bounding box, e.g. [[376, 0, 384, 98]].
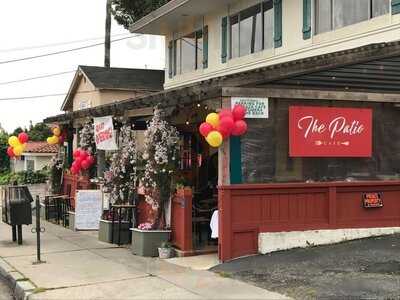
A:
[[314, 0, 390, 35], [228, 1, 274, 60], [170, 27, 207, 77]]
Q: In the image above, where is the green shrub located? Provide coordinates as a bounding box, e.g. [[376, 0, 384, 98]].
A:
[[0, 170, 49, 186]]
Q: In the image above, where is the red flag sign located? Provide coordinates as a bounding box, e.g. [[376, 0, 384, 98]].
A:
[[289, 106, 372, 157]]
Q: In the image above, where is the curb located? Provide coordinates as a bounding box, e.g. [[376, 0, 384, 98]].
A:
[[0, 258, 36, 300]]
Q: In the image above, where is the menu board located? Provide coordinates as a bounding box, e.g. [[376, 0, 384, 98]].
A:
[[75, 190, 103, 230]]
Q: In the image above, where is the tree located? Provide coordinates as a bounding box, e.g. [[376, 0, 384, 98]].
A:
[[111, 0, 171, 29], [0, 131, 9, 173], [142, 106, 179, 229], [27, 123, 52, 141], [12, 127, 24, 137], [11, 122, 52, 142]]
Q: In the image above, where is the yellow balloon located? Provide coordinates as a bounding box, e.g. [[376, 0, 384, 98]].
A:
[[53, 127, 61, 137], [206, 131, 223, 148], [8, 136, 20, 147], [205, 113, 219, 128], [13, 145, 24, 156], [21, 143, 27, 151], [52, 136, 59, 144], [47, 137, 53, 144]]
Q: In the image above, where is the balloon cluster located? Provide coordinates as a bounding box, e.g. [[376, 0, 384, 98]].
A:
[[47, 126, 65, 145], [70, 149, 95, 175], [7, 133, 29, 158], [199, 104, 248, 148]]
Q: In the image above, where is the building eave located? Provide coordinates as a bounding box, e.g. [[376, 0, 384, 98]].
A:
[[44, 41, 400, 124]]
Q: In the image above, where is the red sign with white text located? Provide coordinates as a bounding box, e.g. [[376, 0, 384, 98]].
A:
[[289, 106, 372, 157]]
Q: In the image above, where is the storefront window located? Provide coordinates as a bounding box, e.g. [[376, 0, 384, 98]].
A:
[[315, 0, 390, 34], [241, 100, 400, 184], [230, 0, 273, 59]]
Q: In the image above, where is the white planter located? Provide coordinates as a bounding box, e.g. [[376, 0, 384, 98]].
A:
[[158, 247, 175, 259]]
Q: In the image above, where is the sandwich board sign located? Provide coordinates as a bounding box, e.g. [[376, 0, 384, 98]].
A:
[[75, 190, 103, 230]]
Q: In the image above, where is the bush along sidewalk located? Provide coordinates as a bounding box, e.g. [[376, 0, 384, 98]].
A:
[[0, 170, 49, 186]]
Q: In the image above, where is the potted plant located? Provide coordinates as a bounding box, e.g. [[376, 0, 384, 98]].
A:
[[98, 123, 138, 244], [131, 106, 179, 257], [158, 241, 174, 259]]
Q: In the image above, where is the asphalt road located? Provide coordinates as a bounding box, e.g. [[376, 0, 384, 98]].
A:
[[212, 234, 400, 299], [0, 276, 12, 300]]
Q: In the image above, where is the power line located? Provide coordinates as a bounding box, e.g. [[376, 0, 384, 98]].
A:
[[0, 90, 96, 101], [0, 70, 76, 86], [0, 34, 140, 65], [0, 32, 132, 53]]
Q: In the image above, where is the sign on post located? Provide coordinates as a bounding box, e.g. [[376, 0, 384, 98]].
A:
[[75, 190, 103, 230], [289, 106, 372, 157], [231, 97, 269, 118], [93, 116, 118, 150]]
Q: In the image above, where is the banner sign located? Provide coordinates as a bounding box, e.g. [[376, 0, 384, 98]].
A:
[[289, 106, 372, 157], [231, 97, 269, 118], [93, 116, 118, 150]]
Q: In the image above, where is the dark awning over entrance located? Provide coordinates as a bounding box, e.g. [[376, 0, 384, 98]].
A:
[[267, 56, 400, 93]]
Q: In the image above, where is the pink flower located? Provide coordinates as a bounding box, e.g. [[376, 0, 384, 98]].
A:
[[138, 222, 153, 230]]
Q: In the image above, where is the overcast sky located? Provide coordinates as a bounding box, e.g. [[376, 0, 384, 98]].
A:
[[0, 0, 164, 133]]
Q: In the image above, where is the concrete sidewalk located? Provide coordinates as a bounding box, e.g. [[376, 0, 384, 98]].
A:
[[0, 218, 289, 300]]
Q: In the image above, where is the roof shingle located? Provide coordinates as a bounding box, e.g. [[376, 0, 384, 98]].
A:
[[24, 142, 59, 154], [79, 66, 165, 91]]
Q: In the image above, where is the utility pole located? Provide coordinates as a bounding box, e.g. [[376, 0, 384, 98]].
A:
[[97, 0, 111, 177], [104, 0, 111, 68]]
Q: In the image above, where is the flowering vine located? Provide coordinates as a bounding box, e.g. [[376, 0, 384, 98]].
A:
[[105, 123, 138, 204], [142, 106, 179, 228], [79, 120, 96, 155]]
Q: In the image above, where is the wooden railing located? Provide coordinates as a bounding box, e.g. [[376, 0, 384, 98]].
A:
[[218, 181, 400, 262]]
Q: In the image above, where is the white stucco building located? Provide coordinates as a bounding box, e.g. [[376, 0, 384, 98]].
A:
[[11, 142, 58, 172]]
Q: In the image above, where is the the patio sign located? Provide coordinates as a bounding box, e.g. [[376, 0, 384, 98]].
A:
[[289, 106, 372, 157], [93, 116, 118, 150], [231, 97, 268, 118]]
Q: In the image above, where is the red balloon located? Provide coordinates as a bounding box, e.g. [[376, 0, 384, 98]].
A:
[[72, 160, 81, 170], [81, 159, 91, 170], [232, 104, 246, 121], [71, 166, 79, 175], [18, 132, 29, 144], [7, 147, 15, 158], [219, 117, 235, 132], [73, 149, 81, 158], [218, 109, 233, 120], [86, 155, 95, 166], [232, 120, 248, 136], [218, 127, 230, 139], [79, 150, 88, 160], [199, 122, 213, 137]]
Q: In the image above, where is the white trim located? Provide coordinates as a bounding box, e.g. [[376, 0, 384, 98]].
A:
[[259, 227, 400, 254], [130, 228, 172, 233]]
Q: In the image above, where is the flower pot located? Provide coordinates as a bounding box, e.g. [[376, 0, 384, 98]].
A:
[[98, 219, 131, 245], [68, 211, 75, 231], [158, 247, 175, 259], [130, 228, 171, 257]]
